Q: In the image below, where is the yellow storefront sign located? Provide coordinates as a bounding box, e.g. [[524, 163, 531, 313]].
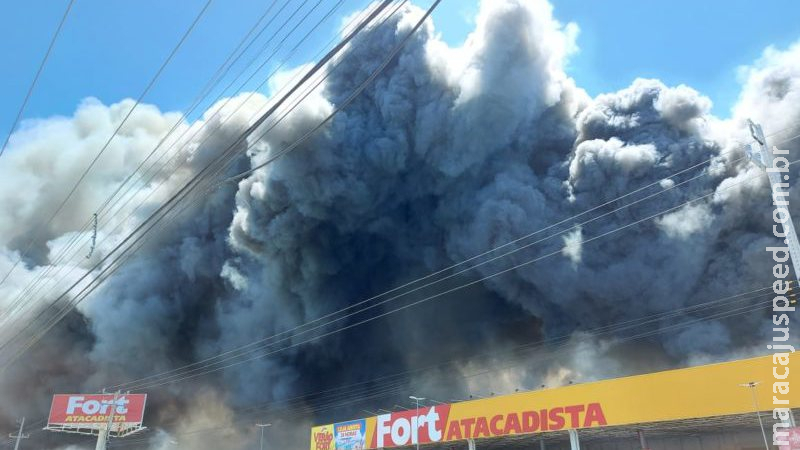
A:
[[310, 355, 797, 449]]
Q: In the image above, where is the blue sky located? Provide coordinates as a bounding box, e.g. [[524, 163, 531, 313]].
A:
[[1, 0, 799, 135]]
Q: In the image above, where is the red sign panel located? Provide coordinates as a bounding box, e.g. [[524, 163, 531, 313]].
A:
[[48, 394, 147, 431], [779, 427, 800, 450], [372, 405, 452, 447]]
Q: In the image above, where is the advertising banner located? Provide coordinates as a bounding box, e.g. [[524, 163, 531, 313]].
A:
[[312, 419, 372, 450], [47, 394, 147, 432], [310, 355, 799, 449], [335, 419, 367, 449], [312, 424, 335, 450]]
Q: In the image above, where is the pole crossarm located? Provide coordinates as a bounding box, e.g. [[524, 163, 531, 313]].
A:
[[10, 417, 29, 450]]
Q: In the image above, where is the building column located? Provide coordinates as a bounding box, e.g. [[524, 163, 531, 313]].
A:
[[467, 438, 476, 450], [568, 429, 581, 450], [638, 430, 649, 450]]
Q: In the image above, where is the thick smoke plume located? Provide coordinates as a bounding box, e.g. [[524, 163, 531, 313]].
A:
[[1, 1, 800, 448]]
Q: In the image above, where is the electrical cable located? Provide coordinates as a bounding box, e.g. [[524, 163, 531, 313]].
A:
[[0, 0, 76, 158]]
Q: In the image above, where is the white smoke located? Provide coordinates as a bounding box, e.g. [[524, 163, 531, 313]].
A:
[[1, 1, 799, 448]]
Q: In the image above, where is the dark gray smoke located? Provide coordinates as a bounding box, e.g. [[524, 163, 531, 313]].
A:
[[1, 1, 799, 448]]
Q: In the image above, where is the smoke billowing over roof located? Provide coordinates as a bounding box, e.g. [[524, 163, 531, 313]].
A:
[[1, 1, 799, 448]]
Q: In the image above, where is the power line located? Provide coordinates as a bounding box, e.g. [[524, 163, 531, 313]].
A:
[[37, 285, 770, 447], [20, 117, 792, 390], [109, 160, 727, 389], [0, 0, 403, 368], [0, 0, 362, 333], [105, 131, 800, 390], [106, 289, 775, 448], [6, 0, 792, 370], [109, 158, 794, 391], [777, 131, 800, 146], [4, 2, 799, 424], [0, 0, 76, 159], [0, 0, 320, 332], [19, 285, 780, 446], [10, 0, 404, 349], [0, 0, 398, 357], [15, 175, 785, 446], [107, 134, 777, 388], [90, 0, 287, 220], [132, 287, 775, 397], [7, 117, 798, 392], [0, 0, 214, 289], [149, 131, 783, 378]]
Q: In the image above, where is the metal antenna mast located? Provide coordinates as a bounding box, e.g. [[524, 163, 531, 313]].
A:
[[746, 119, 800, 283]]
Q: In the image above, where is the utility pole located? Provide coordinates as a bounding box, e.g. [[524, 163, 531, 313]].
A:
[[739, 382, 770, 450], [409, 396, 425, 450], [9, 417, 28, 450], [95, 391, 120, 450], [255, 423, 271, 450], [747, 119, 800, 282]]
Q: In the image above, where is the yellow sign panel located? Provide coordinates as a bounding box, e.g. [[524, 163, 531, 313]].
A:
[[311, 355, 796, 449]]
